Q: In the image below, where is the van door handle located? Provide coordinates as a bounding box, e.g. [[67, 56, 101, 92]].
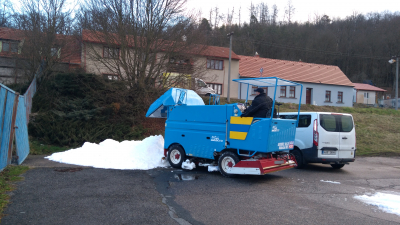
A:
[[342, 137, 347, 139]]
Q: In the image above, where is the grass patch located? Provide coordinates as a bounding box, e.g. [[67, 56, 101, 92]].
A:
[[0, 165, 29, 221], [29, 138, 70, 155]]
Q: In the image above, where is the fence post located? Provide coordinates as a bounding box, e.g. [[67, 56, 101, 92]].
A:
[[7, 93, 19, 164]]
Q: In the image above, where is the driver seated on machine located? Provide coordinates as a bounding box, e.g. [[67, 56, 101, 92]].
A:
[[241, 88, 273, 118]]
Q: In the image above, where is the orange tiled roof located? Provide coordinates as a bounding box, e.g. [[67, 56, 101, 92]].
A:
[[82, 29, 239, 60], [0, 27, 25, 41], [353, 83, 386, 92], [239, 55, 354, 87]]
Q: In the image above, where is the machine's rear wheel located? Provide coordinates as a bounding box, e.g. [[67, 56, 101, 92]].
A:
[[218, 151, 240, 178], [331, 164, 345, 169], [292, 150, 305, 169], [168, 145, 186, 168]]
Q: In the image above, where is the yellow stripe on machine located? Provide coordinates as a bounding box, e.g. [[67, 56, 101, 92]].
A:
[[230, 116, 253, 125], [229, 131, 248, 140]]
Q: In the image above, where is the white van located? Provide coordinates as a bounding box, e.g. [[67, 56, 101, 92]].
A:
[[194, 78, 216, 96], [279, 112, 356, 169]]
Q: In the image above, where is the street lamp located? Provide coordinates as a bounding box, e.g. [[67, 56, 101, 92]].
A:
[[227, 32, 233, 103], [389, 56, 399, 110]]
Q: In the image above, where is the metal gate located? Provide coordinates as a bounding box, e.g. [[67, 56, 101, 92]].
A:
[[0, 85, 19, 170]]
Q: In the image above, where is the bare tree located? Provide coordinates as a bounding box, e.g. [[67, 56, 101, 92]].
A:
[[0, 0, 12, 27], [79, 0, 209, 104], [14, 0, 76, 81], [284, 0, 295, 24], [271, 4, 278, 25]]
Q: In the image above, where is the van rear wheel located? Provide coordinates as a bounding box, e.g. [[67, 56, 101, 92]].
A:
[[331, 164, 345, 169], [292, 150, 304, 169]]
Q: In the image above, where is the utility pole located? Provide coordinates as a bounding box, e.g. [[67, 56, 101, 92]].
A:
[[227, 32, 233, 103], [389, 56, 399, 110], [396, 56, 399, 110]]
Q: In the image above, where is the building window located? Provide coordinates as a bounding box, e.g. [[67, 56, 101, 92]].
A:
[[280, 86, 286, 97], [103, 46, 119, 59], [51, 47, 61, 58], [325, 91, 331, 102], [289, 86, 296, 98], [208, 83, 222, 95], [364, 92, 369, 98], [251, 86, 268, 95], [103, 74, 119, 81], [2, 41, 18, 53], [207, 59, 223, 70], [338, 91, 343, 103]]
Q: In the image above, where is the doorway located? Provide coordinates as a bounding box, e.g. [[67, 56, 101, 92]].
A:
[[306, 88, 312, 104]]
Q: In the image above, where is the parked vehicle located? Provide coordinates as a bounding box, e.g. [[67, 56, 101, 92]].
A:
[[161, 72, 216, 96], [146, 77, 303, 177], [279, 112, 356, 169]]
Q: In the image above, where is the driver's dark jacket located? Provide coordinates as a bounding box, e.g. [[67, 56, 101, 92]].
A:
[[242, 93, 272, 118]]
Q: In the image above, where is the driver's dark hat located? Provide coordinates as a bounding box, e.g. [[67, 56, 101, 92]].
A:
[[255, 88, 264, 93]]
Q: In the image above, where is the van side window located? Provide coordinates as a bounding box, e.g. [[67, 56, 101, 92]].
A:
[[279, 115, 311, 127], [340, 116, 353, 132], [320, 114, 337, 131]]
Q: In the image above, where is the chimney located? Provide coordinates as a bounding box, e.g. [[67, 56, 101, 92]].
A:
[[255, 52, 259, 58]]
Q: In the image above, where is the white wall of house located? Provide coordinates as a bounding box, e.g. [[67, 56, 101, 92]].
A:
[[238, 81, 353, 107], [355, 90, 376, 104]]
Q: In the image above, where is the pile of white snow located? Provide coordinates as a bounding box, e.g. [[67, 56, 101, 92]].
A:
[[45, 135, 169, 170], [354, 192, 400, 216]]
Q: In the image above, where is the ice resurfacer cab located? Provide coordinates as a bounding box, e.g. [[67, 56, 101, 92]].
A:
[[146, 77, 303, 177]]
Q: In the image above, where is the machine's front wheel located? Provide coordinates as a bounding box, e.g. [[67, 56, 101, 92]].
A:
[[218, 151, 240, 178], [168, 145, 186, 168]]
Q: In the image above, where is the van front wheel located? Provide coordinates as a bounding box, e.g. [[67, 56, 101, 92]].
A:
[[292, 150, 304, 169], [331, 164, 345, 169]]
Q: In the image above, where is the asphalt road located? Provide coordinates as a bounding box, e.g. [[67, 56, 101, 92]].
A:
[[2, 156, 400, 225]]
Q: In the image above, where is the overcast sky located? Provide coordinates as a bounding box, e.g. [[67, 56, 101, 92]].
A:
[[186, 0, 400, 24]]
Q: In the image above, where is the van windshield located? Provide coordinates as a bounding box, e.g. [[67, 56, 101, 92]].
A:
[[320, 114, 353, 132], [197, 79, 207, 87]]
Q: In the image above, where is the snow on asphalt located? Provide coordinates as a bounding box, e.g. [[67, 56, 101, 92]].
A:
[[320, 180, 341, 184], [354, 192, 400, 217], [45, 135, 169, 170]]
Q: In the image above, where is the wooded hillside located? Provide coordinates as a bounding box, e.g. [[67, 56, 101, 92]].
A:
[[200, 11, 400, 91]]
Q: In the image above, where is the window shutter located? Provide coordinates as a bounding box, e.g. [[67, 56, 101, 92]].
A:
[[0, 41, 2, 52], [57, 48, 61, 58], [18, 39, 24, 54]]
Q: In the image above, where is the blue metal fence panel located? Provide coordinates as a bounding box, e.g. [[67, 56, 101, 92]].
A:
[[0, 87, 7, 144], [0, 90, 16, 171], [15, 96, 30, 164]]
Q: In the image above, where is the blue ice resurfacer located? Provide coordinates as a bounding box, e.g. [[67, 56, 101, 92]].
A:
[[146, 77, 303, 177]]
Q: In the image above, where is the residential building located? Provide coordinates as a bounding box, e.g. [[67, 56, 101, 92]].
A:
[[81, 30, 240, 98], [353, 83, 387, 105], [0, 27, 81, 84], [238, 55, 354, 107]]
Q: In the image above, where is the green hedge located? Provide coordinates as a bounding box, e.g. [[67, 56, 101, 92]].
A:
[[29, 73, 153, 147]]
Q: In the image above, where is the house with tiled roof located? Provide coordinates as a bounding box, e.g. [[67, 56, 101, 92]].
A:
[[353, 83, 386, 105], [81, 29, 240, 98], [0, 27, 81, 84], [238, 55, 354, 107]]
